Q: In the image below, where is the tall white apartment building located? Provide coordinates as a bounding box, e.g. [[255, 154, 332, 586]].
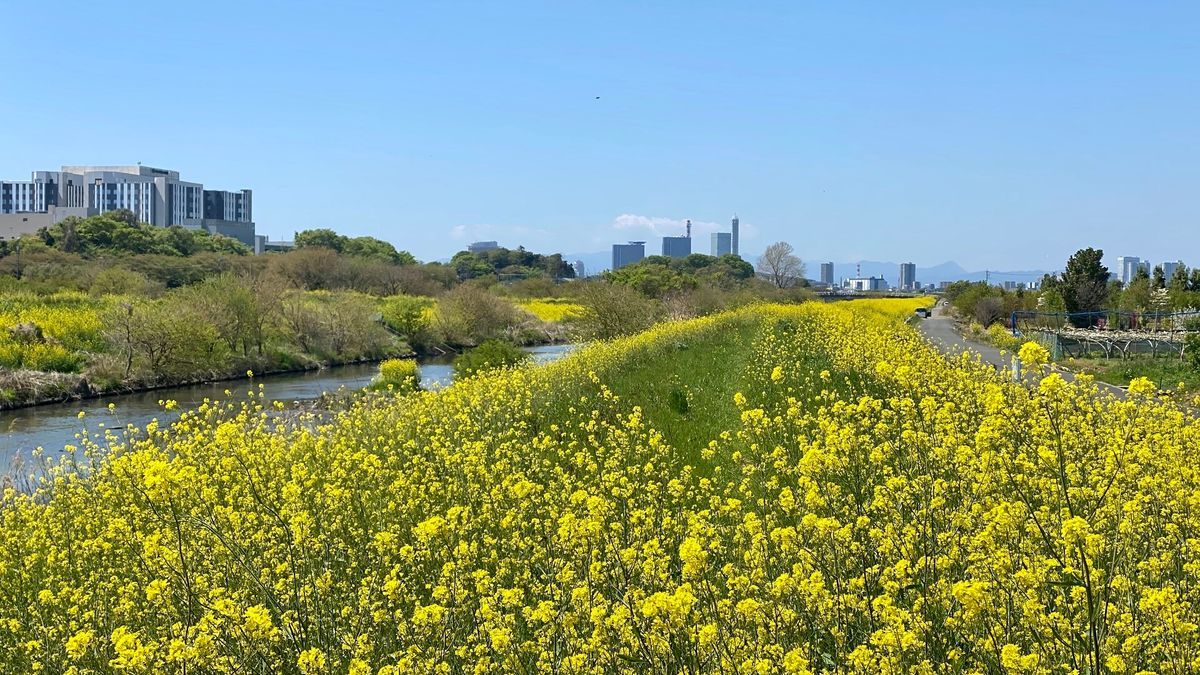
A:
[[0, 164, 255, 247]]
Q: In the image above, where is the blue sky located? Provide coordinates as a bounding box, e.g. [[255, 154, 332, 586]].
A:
[[2, 1, 1198, 270]]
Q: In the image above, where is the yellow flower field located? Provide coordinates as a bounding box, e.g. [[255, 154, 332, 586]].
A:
[[0, 292, 111, 372], [1, 298, 1198, 673], [516, 299, 583, 323]]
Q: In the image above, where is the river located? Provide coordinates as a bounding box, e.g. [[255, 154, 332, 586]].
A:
[[0, 343, 574, 476]]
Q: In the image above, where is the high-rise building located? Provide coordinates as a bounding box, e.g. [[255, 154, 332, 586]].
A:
[[612, 241, 645, 270], [731, 215, 740, 256], [899, 262, 917, 291], [820, 262, 834, 286], [711, 232, 732, 257], [0, 164, 256, 247], [468, 240, 500, 253], [1116, 256, 1141, 285], [573, 260, 586, 278], [1162, 260, 1183, 281], [662, 236, 691, 258], [662, 219, 692, 258]]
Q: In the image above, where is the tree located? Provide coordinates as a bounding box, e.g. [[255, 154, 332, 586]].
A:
[[606, 261, 694, 298], [343, 236, 416, 265], [1057, 248, 1110, 323], [1169, 264, 1191, 294], [1152, 265, 1167, 290], [432, 285, 522, 346], [974, 297, 1005, 326], [756, 242, 804, 289], [294, 228, 347, 252], [1119, 275, 1151, 313], [573, 282, 658, 340]]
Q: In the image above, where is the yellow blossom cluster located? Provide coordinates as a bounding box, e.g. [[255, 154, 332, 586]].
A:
[[0, 291, 111, 371], [517, 299, 584, 323], [1, 298, 1197, 674]]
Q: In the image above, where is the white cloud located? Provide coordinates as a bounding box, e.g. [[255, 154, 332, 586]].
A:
[[610, 214, 729, 238], [449, 223, 554, 246]]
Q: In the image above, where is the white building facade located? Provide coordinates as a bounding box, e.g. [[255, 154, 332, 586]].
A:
[[0, 164, 255, 246]]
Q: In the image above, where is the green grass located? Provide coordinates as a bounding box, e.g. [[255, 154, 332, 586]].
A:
[[602, 317, 761, 457], [1072, 355, 1200, 392]]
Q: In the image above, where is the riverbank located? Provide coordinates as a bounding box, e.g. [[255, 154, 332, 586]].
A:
[[0, 350, 413, 412], [0, 344, 577, 476], [0, 331, 577, 412]]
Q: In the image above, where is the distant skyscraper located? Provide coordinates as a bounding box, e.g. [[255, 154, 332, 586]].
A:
[[573, 260, 586, 278], [662, 236, 691, 258], [1162, 260, 1183, 282], [820, 262, 834, 286], [612, 241, 645, 270], [731, 215, 740, 256], [711, 232, 732, 256], [662, 219, 692, 258], [468, 240, 500, 253], [899, 262, 917, 290], [1116, 256, 1141, 285]]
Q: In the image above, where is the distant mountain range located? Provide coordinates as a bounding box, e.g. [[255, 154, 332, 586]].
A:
[[832, 260, 1052, 287], [565, 251, 1052, 286]]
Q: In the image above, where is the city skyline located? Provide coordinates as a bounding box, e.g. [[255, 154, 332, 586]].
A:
[[3, 2, 1199, 268]]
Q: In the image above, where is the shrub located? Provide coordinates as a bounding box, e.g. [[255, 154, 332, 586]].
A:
[[572, 282, 658, 340], [21, 342, 83, 373], [1185, 319, 1200, 371], [453, 339, 530, 377], [433, 285, 522, 346], [974, 296, 1005, 326], [379, 295, 434, 339], [89, 267, 163, 297], [373, 358, 420, 393], [985, 323, 1021, 352]]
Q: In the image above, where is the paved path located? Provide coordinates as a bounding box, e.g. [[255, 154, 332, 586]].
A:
[[916, 304, 1126, 399]]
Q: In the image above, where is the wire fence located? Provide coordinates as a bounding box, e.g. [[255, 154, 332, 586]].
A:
[[1012, 309, 1200, 334], [1012, 310, 1200, 360]]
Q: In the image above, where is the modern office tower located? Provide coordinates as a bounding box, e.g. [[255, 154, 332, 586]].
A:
[[899, 262, 917, 290], [820, 262, 834, 286], [662, 219, 692, 258], [731, 215, 739, 256], [612, 241, 646, 270], [1116, 256, 1141, 284], [662, 236, 691, 258], [468, 240, 500, 253], [711, 232, 732, 256], [1162, 260, 1183, 281], [0, 164, 256, 246]]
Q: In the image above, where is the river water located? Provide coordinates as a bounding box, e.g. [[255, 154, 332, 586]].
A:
[[0, 344, 574, 475]]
